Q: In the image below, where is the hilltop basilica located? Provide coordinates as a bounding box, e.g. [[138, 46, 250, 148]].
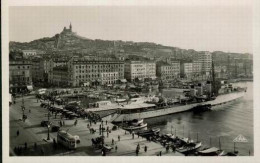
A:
[[61, 23, 77, 35]]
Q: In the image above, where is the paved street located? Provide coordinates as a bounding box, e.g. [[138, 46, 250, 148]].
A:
[[10, 95, 183, 156]]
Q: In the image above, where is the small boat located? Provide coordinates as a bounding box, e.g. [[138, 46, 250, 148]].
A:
[[198, 147, 225, 156], [130, 119, 144, 126], [164, 133, 177, 141], [177, 141, 202, 154], [138, 127, 160, 136], [123, 123, 148, 130]]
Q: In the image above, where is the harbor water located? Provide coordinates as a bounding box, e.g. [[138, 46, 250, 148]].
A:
[[145, 82, 253, 156]]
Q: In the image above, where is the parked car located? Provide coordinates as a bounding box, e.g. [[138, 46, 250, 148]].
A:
[[41, 120, 51, 127], [51, 125, 60, 132]]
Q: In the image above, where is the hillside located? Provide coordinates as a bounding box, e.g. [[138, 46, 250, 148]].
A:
[[9, 27, 253, 63]]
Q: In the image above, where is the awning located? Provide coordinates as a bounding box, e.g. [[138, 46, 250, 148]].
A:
[[27, 85, 33, 91], [121, 79, 127, 83]]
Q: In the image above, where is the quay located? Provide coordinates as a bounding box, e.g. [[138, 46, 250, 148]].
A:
[[10, 95, 183, 156]]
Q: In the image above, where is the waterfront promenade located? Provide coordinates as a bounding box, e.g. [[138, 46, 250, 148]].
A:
[[10, 95, 183, 156]]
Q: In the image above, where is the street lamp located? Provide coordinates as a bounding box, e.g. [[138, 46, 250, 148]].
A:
[[47, 124, 50, 140], [21, 91, 26, 121], [101, 120, 104, 148]]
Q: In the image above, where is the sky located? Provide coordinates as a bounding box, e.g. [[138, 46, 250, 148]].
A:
[[9, 5, 252, 53]]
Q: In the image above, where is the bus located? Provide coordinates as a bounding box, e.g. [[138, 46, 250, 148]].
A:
[[57, 130, 76, 149]]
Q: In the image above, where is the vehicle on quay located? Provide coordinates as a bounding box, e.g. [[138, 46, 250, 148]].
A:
[[51, 125, 60, 132], [41, 120, 52, 127], [57, 130, 77, 149], [37, 88, 47, 95], [197, 147, 225, 156]]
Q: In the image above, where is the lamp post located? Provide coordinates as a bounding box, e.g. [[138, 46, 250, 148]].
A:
[[47, 124, 50, 140], [101, 120, 104, 148], [21, 91, 26, 121]]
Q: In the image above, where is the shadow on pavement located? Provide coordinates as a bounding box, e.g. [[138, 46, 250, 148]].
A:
[[24, 124, 42, 129]]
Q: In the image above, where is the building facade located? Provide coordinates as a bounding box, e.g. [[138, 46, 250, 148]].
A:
[[198, 51, 212, 74], [48, 58, 69, 84], [180, 62, 193, 79], [22, 50, 37, 58], [67, 57, 124, 87], [124, 61, 156, 82], [100, 72, 119, 85], [156, 61, 180, 81], [31, 58, 45, 83], [9, 60, 32, 93], [52, 66, 69, 87]]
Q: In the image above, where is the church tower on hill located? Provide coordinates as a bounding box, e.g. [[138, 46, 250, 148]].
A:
[[69, 22, 72, 32], [62, 23, 73, 33]]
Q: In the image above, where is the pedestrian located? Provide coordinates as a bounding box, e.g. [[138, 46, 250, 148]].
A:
[[16, 130, 19, 137], [166, 145, 169, 153], [159, 151, 162, 156], [118, 135, 120, 141], [137, 143, 140, 151], [144, 145, 147, 152], [115, 145, 118, 151], [41, 148, 44, 155], [14, 147, 17, 154], [107, 131, 109, 138], [34, 142, 37, 150], [24, 142, 27, 150], [136, 149, 139, 156], [171, 145, 176, 153], [112, 138, 114, 145]]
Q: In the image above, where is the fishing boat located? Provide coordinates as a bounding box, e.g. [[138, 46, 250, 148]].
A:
[[123, 123, 148, 130], [177, 141, 202, 154], [138, 127, 160, 136], [198, 147, 225, 156], [130, 119, 144, 126]]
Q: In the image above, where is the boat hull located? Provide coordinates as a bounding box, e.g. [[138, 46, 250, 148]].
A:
[[112, 91, 245, 122]]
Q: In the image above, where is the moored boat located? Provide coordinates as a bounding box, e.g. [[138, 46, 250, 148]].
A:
[[123, 123, 148, 130], [130, 119, 144, 126], [138, 127, 160, 136], [177, 141, 202, 154], [197, 147, 225, 156]]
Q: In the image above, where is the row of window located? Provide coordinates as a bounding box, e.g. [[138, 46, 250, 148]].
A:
[[12, 66, 30, 69], [75, 64, 123, 69], [75, 69, 123, 73]]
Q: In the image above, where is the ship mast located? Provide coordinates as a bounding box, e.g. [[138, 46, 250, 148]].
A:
[[211, 61, 216, 96]]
